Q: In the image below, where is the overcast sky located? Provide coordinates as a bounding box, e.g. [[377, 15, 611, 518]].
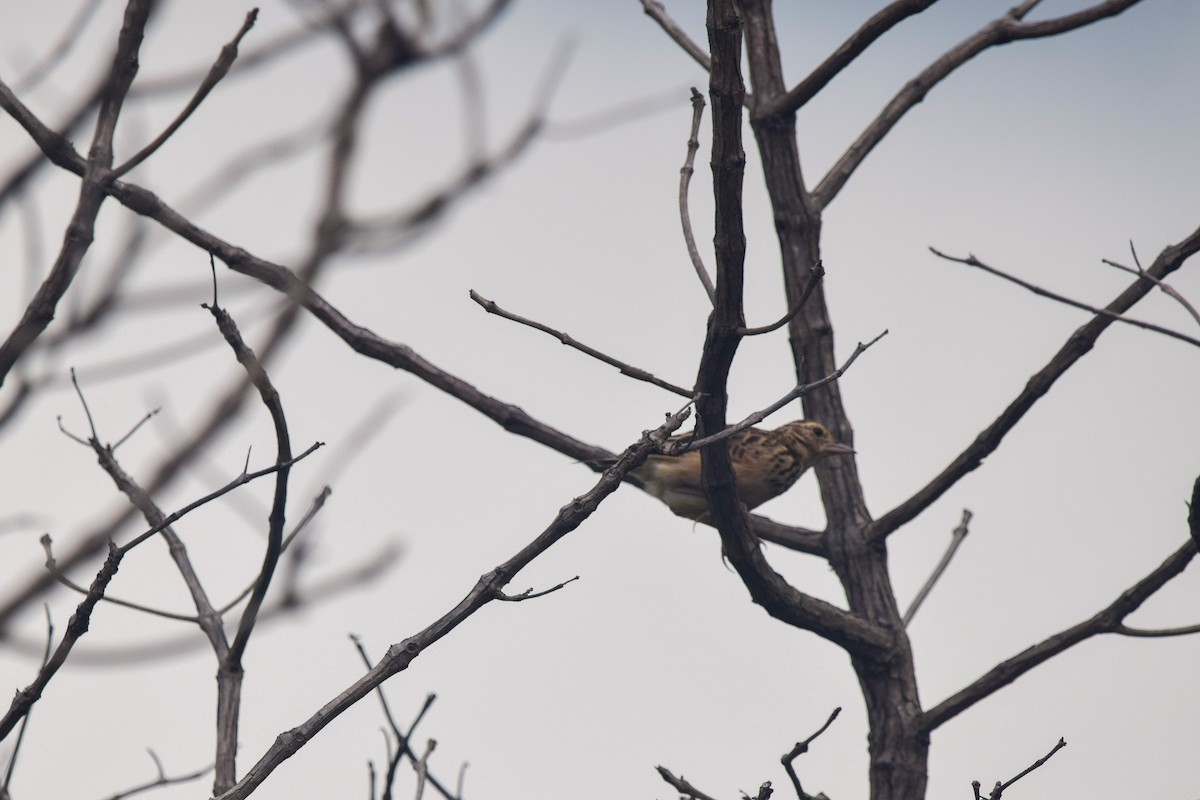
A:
[[1, 1, 1198, 799]]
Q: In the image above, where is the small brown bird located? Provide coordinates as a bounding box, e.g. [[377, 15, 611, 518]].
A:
[[599, 419, 854, 520]]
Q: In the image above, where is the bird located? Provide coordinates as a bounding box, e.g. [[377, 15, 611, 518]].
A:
[[595, 419, 854, 521]]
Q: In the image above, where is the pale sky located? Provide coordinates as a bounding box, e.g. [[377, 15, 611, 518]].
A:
[[1, 1, 1198, 799]]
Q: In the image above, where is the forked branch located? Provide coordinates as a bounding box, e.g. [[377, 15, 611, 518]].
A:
[[872, 224, 1200, 540], [812, 0, 1143, 209], [920, 537, 1197, 733]]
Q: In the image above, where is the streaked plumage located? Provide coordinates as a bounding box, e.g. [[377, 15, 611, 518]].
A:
[[600, 420, 853, 520]]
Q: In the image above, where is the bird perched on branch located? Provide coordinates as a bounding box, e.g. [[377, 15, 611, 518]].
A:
[[595, 420, 853, 521]]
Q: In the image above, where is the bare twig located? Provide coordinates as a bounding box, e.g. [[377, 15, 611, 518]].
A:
[[202, 288, 297, 792], [111, 407, 161, 450], [208, 297, 293, 664], [1102, 240, 1200, 327], [1113, 622, 1200, 637], [346, 38, 574, 251], [0, 441, 321, 743], [40, 535, 197, 622], [738, 261, 825, 336], [350, 640, 456, 800], [902, 509, 972, 626], [213, 409, 692, 800], [655, 766, 720, 800], [781, 707, 841, 800], [872, 225, 1200, 541], [131, 0, 513, 97], [413, 740, 437, 800], [469, 290, 692, 397], [99, 750, 213, 800], [664, 329, 887, 456], [4, 541, 398, 667], [812, 0, 1144, 209], [0, 607, 52, 794], [920, 538, 1197, 734], [761, 0, 937, 117], [0, 0, 153, 388], [641, 0, 710, 71], [975, 737, 1067, 799], [497, 575, 580, 601], [680, 87, 715, 303], [932, 248, 1200, 349], [111, 10, 259, 179]]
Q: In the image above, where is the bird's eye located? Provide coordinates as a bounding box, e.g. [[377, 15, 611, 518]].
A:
[[812, 426, 826, 438]]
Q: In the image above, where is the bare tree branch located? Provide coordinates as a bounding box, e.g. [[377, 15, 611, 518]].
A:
[[642, 0, 710, 72], [919, 538, 1197, 733], [871, 225, 1200, 540], [97, 750, 212, 800], [212, 408, 692, 800], [695, 0, 893, 663], [974, 737, 1066, 800], [655, 766, 720, 800], [759, 0, 938, 117], [781, 707, 841, 800], [1113, 622, 1200, 638], [111, 9, 259, 179], [1102, 241, 1200, 328], [737, 261, 824, 336], [469, 290, 692, 397], [903, 509, 972, 626], [932, 247, 1200, 349], [665, 330, 886, 457], [0, 0, 153, 388], [680, 87, 715, 303], [812, 0, 1144, 209]]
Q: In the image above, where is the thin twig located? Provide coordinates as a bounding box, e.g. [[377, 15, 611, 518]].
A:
[[112, 407, 161, 450], [111, 10, 259, 179], [978, 737, 1067, 799], [763, 0, 937, 117], [664, 329, 887, 456], [680, 87, 715, 303], [902, 509, 972, 626], [214, 408, 692, 800], [100, 751, 213, 800], [413, 740, 437, 800], [121, 442, 322, 553], [1113, 622, 1200, 637], [781, 707, 841, 800], [469, 290, 691, 397], [497, 575, 580, 601], [347, 38, 574, 250], [0, 0, 153, 388], [0, 607, 53, 793], [40, 535, 197, 622], [350, 641, 452, 800], [739, 261, 825, 336], [641, 0, 711, 71], [873, 225, 1200, 542], [655, 766, 720, 800], [812, 0, 1143, 208], [920, 538, 1196, 734], [931, 247, 1200, 349], [1101, 243, 1200, 327]]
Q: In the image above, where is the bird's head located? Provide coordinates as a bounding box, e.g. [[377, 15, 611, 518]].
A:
[[777, 420, 855, 465]]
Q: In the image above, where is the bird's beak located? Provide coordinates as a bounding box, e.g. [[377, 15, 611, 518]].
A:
[[824, 442, 856, 457]]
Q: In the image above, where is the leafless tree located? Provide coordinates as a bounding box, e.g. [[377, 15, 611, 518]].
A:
[[0, 2, 1196, 799]]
